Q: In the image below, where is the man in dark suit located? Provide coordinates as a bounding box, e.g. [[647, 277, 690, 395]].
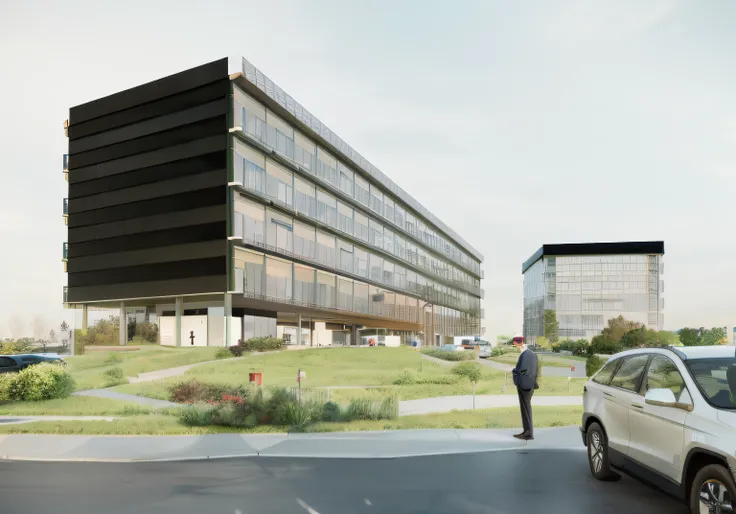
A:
[[511, 338, 539, 440]]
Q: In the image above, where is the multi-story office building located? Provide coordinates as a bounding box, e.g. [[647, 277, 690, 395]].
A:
[[62, 57, 484, 347], [522, 241, 664, 344]]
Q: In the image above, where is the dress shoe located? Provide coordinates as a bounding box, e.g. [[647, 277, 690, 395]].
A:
[[513, 433, 534, 440]]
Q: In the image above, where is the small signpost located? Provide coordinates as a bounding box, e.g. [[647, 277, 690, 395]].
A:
[[297, 369, 306, 402]]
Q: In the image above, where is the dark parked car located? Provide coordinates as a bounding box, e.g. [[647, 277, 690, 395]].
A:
[[0, 354, 66, 374]]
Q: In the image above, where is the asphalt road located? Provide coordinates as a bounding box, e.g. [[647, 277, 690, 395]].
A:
[[0, 450, 687, 514]]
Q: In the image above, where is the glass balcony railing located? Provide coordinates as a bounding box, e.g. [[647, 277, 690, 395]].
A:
[[63, 154, 69, 172], [63, 286, 68, 304], [63, 198, 68, 216], [62, 242, 68, 261]]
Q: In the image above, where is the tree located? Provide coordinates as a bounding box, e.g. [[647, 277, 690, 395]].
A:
[[7, 314, 25, 340], [701, 327, 727, 346], [657, 330, 681, 347], [678, 328, 702, 346], [452, 362, 482, 409], [601, 316, 644, 342], [496, 334, 513, 346], [543, 310, 559, 342], [620, 327, 650, 349], [60, 321, 69, 333], [49, 329, 57, 344], [31, 315, 49, 352], [535, 336, 551, 349], [589, 334, 621, 356]]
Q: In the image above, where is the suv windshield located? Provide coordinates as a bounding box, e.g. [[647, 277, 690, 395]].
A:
[[686, 358, 736, 409]]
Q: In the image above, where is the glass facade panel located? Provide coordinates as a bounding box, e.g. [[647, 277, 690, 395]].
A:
[[294, 176, 316, 218], [266, 209, 293, 253], [316, 189, 337, 228], [337, 278, 353, 311], [383, 261, 394, 286], [369, 184, 383, 216], [337, 239, 354, 274], [384, 228, 394, 255], [354, 282, 369, 313], [316, 148, 339, 188], [294, 131, 316, 171], [316, 230, 335, 268], [241, 250, 264, 296], [337, 201, 353, 235], [369, 219, 383, 249], [338, 163, 354, 198], [234, 195, 265, 244], [384, 197, 395, 225], [354, 174, 370, 208], [293, 221, 315, 260], [369, 253, 383, 283], [265, 161, 293, 206], [354, 211, 369, 243], [395, 234, 406, 261], [395, 204, 405, 230], [355, 247, 369, 279], [316, 271, 336, 308], [266, 257, 292, 300], [294, 264, 315, 304]]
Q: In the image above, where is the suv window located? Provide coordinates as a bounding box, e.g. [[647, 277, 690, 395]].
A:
[[592, 359, 620, 385], [0, 357, 17, 368], [609, 355, 650, 393], [644, 355, 686, 400]]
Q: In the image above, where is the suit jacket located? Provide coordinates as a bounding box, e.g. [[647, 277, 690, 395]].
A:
[[513, 349, 539, 391]]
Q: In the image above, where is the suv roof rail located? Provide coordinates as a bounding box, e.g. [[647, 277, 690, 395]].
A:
[[665, 345, 687, 360]]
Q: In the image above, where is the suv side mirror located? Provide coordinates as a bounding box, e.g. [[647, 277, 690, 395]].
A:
[[645, 388, 692, 411]]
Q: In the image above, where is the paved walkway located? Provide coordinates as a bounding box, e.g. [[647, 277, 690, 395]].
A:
[[399, 394, 583, 416], [0, 415, 117, 426], [0, 425, 584, 462], [72, 390, 178, 408]]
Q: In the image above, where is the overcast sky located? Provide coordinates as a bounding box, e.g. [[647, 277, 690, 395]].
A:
[[0, 0, 734, 339]]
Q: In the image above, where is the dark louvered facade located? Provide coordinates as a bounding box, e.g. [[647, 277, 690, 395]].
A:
[[65, 59, 230, 304]]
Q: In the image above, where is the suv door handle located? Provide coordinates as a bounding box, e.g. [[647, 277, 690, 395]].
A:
[[631, 402, 644, 409]]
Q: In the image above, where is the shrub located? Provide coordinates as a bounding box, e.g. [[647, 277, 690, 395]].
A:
[[134, 322, 158, 343], [421, 348, 475, 361], [0, 373, 12, 403], [281, 402, 313, 432], [345, 398, 376, 421], [376, 394, 399, 420], [491, 346, 514, 357], [393, 369, 419, 385], [104, 352, 122, 365], [588, 335, 621, 356], [238, 337, 285, 354], [103, 367, 126, 387], [180, 405, 215, 426], [452, 362, 482, 383], [586, 355, 605, 377], [321, 401, 342, 422], [73, 329, 87, 355], [8, 363, 75, 401], [0, 340, 33, 355], [416, 374, 460, 385], [553, 339, 589, 356], [215, 347, 232, 360], [169, 380, 242, 404]]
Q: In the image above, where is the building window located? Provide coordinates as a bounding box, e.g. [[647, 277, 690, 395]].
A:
[[316, 230, 335, 268], [338, 239, 354, 274], [234, 196, 265, 244], [395, 235, 406, 261], [369, 184, 383, 216], [316, 189, 337, 228], [384, 228, 394, 255], [241, 250, 264, 296], [316, 271, 336, 308], [354, 282, 369, 313], [294, 176, 316, 218], [316, 148, 338, 188], [337, 201, 353, 236], [294, 132, 315, 171], [369, 253, 383, 283], [394, 264, 406, 290], [338, 163, 354, 197], [355, 247, 369, 278], [266, 210, 293, 253], [294, 264, 315, 304], [383, 261, 394, 286], [354, 211, 369, 243], [265, 161, 293, 207], [293, 221, 315, 260], [369, 219, 383, 249], [395, 204, 405, 230], [266, 257, 292, 300], [384, 197, 395, 225], [233, 87, 266, 144], [338, 278, 353, 311], [354, 174, 370, 207]]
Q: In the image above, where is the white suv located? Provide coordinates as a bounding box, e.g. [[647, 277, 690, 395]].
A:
[[581, 346, 736, 514]]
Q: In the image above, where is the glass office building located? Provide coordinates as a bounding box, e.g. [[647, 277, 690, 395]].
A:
[[228, 57, 483, 344], [62, 57, 483, 347], [522, 242, 664, 344]]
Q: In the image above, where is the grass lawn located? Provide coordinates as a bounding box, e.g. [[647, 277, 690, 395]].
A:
[[67, 346, 223, 391], [0, 406, 582, 435], [0, 396, 164, 416], [489, 352, 585, 368]]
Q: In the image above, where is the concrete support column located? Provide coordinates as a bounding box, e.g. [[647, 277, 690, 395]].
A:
[[224, 293, 232, 348], [351, 324, 359, 346], [119, 302, 127, 346], [431, 304, 435, 347], [297, 314, 302, 346], [309, 318, 314, 347], [175, 297, 183, 348], [81, 304, 88, 331]]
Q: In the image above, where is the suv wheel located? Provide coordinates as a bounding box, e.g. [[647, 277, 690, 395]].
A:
[[586, 422, 620, 481], [690, 464, 736, 514]]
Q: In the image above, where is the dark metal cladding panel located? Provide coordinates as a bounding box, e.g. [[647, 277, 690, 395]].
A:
[[522, 241, 665, 274]]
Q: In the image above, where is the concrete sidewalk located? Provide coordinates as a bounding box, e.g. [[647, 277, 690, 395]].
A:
[[0, 415, 117, 426], [400, 395, 583, 416], [0, 425, 584, 462], [72, 389, 178, 408]]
